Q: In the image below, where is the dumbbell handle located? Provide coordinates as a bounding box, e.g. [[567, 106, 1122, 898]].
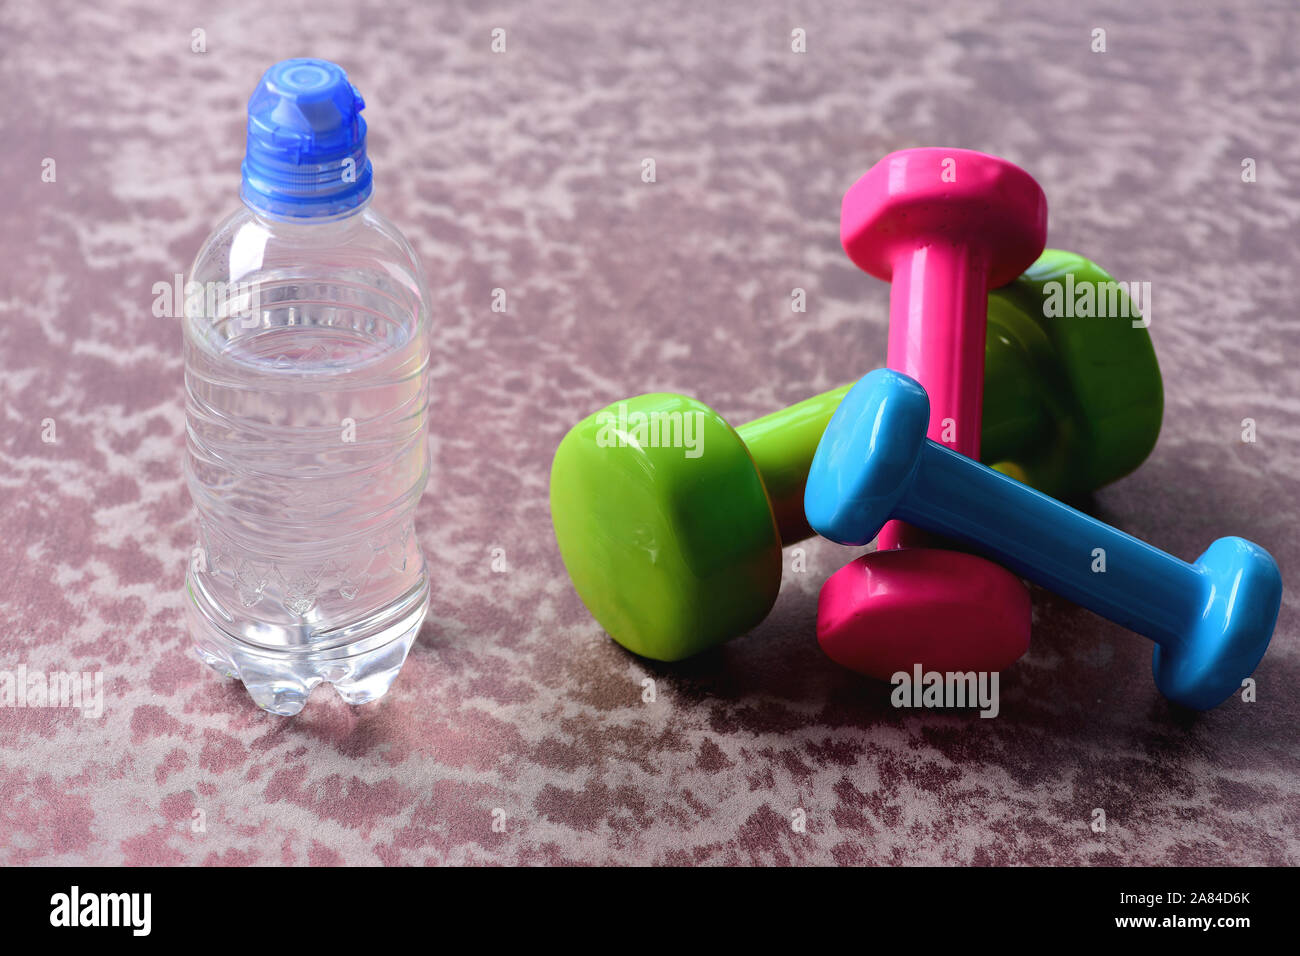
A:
[[886, 243, 990, 457], [879, 242, 993, 551], [737, 385, 851, 544], [900, 439, 1202, 646]]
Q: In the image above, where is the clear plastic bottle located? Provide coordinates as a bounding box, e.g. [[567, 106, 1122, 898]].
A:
[[184, 59, 431, 715]]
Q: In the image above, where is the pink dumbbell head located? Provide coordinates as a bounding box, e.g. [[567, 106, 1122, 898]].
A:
[[842, 147, 1048, 290], [824, 148, 1047, 679]]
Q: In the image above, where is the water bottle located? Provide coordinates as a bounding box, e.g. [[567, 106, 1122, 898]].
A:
[[184, 59, 431, 715]]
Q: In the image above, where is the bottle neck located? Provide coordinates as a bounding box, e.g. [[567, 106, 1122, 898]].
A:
[[241, 195, 372, 230]]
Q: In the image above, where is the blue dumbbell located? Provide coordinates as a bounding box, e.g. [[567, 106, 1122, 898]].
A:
[[805, 368, 1282, 710]]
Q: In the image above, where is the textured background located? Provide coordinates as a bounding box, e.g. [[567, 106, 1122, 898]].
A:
[[1, 0, 1297, 865]]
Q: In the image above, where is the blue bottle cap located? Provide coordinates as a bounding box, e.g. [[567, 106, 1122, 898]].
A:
[[240, 58, 373, 219]]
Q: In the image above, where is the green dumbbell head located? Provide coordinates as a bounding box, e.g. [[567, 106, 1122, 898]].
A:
[[550, 393, 782, 662], [983, 249, 1163, 496]]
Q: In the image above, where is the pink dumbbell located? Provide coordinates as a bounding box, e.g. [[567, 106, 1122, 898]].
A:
[[822, 148, 1048, 678]]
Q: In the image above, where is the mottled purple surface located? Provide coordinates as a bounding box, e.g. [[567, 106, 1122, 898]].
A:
[[0, 0, 1297, 865]]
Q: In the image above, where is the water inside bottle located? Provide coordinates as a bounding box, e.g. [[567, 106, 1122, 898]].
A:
[[185, 273, 429, 711]]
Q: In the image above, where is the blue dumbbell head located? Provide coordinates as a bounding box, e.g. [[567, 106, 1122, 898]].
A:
[[803, 368, 930, 547], [1153, 536, 1281, 710], [806, 367, 1282, 710]]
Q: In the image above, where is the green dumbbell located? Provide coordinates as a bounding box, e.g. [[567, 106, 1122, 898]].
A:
[[550, 249, 1163, 662]]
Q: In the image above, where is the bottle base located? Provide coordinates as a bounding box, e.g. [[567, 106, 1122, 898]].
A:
[[187, 577, 429, 716]]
